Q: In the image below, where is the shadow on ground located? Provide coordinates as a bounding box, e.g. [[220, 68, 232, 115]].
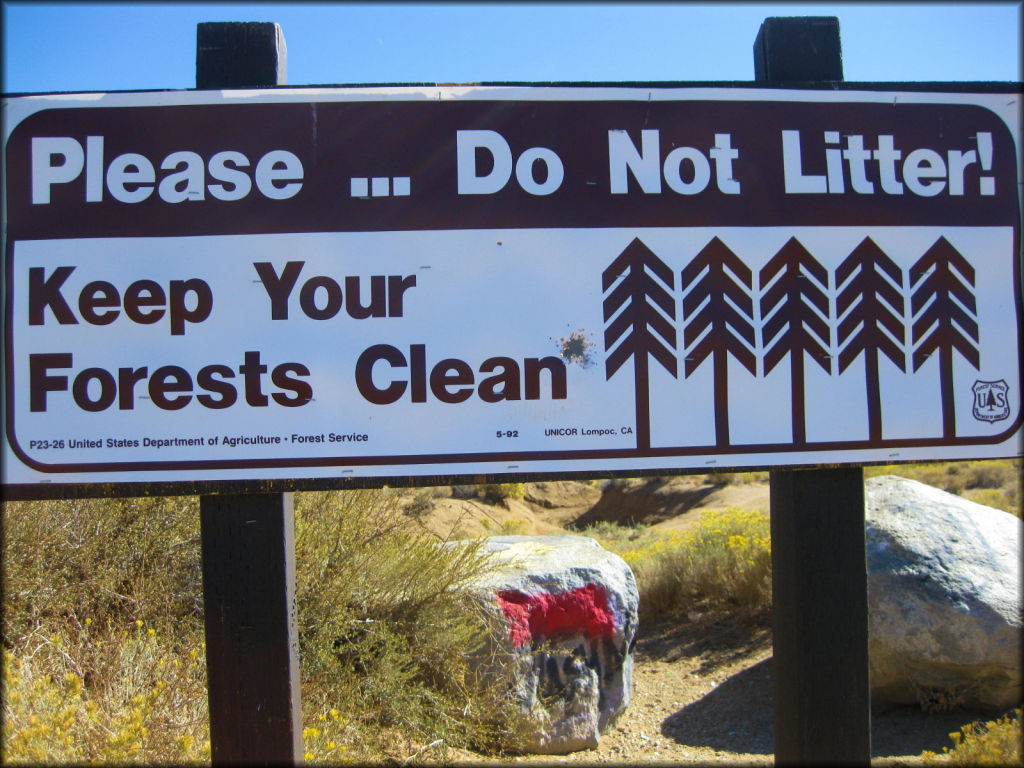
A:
[[869, 701, 1016, 759], [637, 613, 772, 673], [661, 657, 774, 755], [660, 655, 1013, 759], [571, 478, 720, 528]]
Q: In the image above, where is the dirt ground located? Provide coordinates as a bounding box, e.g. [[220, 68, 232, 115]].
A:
[[429, 613, 1008, 766], [406, 478, 1013, 766]]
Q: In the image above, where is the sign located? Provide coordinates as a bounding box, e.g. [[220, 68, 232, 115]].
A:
[[3, 85, 1021, 489]]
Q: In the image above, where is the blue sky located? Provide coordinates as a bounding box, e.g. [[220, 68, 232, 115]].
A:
[[2, 2, 1021, 94]]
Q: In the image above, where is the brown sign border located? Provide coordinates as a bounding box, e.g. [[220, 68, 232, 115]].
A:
[[4, 82, 1022, 497]]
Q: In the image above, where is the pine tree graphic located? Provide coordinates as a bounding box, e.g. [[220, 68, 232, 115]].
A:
[[602, 238, 677, 450], [835, 237, 907, 443], [680, 237, 757, 447], [759, 237, 831, 446], [910, 236, 980, 439]]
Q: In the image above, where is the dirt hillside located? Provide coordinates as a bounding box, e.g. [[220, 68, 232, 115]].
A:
[[408, 475, 770, 540]]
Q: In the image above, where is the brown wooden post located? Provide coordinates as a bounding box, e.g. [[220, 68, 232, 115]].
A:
[[196, 22, 303, 766], [754, 17, 872, 766]]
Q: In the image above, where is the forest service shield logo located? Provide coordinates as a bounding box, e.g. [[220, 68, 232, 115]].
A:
[[971, 380, 1010, 423]]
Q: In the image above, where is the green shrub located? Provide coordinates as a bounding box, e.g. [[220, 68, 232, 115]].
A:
[[2, 490, 522, 763], [577, 520, 650, 545], [293, 489, 520, 759], [2, 496, 204, 643]]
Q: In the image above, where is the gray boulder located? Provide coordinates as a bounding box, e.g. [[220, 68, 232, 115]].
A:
[[865, 475, 1022, 709], [460, 535, 639, 754]]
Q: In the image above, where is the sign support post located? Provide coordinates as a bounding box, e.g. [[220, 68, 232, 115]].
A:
[[755, 17, 872, 765], [195, 22, 303, 765]]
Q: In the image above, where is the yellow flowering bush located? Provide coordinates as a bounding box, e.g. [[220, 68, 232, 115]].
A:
[[584, 507, 772, 622], [477, 482, 527, 503], [2, 622, 209, 764], [300, 709, 351, 763], [4, 489, 522, 764], [923, 707, 1021, 765]]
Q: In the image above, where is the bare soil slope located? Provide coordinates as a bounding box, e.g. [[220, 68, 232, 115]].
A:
[[409, 476, 770, 540]]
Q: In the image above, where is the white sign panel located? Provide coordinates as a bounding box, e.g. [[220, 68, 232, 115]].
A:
[[3, 86, 1021, 489]]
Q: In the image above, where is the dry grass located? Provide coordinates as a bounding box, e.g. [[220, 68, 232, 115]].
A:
[[581, 507, 772, 624], [2, 458, 1019, 762], [2, 490, 521, 764], [2, 496, 209, 763], [581, 458, 1021, 625], [866, 458, 1021, 516], [701, 459, 1020, 517], [293, 489, 521, 761]]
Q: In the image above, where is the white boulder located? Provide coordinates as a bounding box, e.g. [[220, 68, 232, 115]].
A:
[[460, 535, 639, 754], [865, 475, 1022, 709]]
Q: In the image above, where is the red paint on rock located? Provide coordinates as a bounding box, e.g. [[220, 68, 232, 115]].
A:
[[496, 584, 616, 648]]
